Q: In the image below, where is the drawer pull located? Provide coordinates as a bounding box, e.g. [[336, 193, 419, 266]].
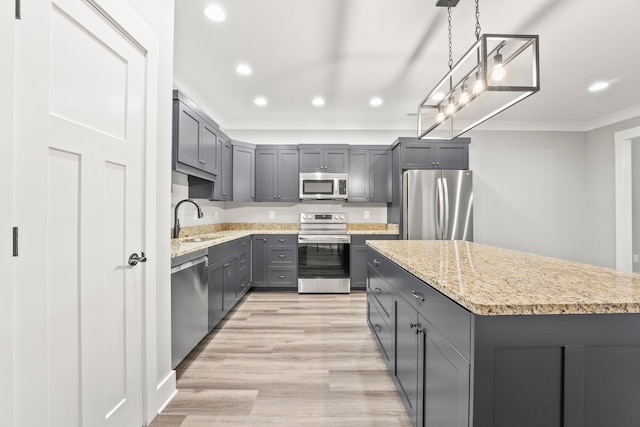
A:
[[374, 324, 382, 333], [374, 288, 382, 294], [240, 242, 246, 246], [240, 259, 245, 264], [411, 290, 425, 302], [278, 275, 285, 279], [278, 238, 286, 242], [263, 238, 267, 242], [373, 259, 381, 266], [278, 254, 286, 258]]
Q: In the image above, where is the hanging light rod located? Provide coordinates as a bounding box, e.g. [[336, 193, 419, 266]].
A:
[[418, 0, 540, 140], [436, 0, 460, 6]]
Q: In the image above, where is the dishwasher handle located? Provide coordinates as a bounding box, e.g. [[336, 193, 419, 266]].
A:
[[171, 256, 208, 274]]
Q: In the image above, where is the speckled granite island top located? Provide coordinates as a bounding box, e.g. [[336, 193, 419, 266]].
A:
[[366, 240, 640, 316]]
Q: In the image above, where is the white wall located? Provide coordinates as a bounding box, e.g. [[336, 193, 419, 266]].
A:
[[633, 140, 640, 273], [584, 116, 640, 268], [468, 130, 589, 262]]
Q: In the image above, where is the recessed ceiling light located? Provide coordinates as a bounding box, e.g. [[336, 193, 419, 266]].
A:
[[369, 97, 383, 107], [431, 92, 445, 101], [236, 63, 252, 76], [312, 97, 325, 107], [204, 5, 226, 22], [254, 97, 268, 106], [588, 81, 610, 92]]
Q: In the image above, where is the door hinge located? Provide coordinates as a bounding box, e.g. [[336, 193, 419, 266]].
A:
[[15, 0, 21, 19], [13, 227, 19, 256]]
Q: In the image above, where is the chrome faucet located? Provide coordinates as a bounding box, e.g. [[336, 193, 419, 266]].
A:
[[173, 199, 204, 238]]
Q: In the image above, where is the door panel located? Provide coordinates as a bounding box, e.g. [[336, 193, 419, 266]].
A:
[[441, 170, 473, 241], [14, 1, 148, 426], [403, 170, 439, 240]]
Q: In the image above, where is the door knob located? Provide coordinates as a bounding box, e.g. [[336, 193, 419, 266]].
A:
[[128, 252, 147, 266]]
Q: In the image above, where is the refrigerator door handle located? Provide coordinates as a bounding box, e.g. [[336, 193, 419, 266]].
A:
[[436, 177, 444, 239], [442, 177, 450, 239]]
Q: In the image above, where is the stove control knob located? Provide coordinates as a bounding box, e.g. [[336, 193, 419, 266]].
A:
[[339, 215, 345, 220]]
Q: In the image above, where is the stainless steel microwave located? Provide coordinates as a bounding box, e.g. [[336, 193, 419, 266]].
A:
[[299, 173, 348, 200]]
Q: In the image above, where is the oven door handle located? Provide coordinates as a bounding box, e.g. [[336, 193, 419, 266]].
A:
[[298, 235, 351, 244]]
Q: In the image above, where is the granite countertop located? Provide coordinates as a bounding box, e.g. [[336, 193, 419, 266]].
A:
[[366, 240, 640, 316], [171, 223, 398, 258]]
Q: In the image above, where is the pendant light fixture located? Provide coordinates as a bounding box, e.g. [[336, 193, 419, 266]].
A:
[[418, 0, 540, 140]]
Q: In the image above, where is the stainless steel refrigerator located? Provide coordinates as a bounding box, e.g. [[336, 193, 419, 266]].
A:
[[402, 170, 473, 241]]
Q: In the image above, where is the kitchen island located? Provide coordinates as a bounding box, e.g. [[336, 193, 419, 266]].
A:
[[366, 240, 640, 427]]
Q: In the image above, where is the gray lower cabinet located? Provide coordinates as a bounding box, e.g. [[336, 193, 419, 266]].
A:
[[350, 234, 397, 290], [207, 236, 251, 331], [252, 235, 268, 288], [255, 147, 299, 202], [348, 148, 391, 202], [232, 143, 255, 202], [252, 234, 298, 288], [368, 247, 640, 427]]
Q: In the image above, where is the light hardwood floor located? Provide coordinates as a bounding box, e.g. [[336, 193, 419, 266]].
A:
[[150, 291, 411, 427]]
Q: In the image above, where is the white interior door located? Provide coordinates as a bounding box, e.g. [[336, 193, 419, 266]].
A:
[[13, 1, 150, 426]]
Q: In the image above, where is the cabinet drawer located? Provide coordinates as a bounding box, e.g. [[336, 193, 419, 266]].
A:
[[367, 267, 393, 320], [268, 247, 296, 265], [367, 296, 392, 365], [268, 234, 297, 246], [238, 270, 250, 294], [267, 267, 297, 287], [367, 248, 396, 279], [233, 236, 250, 253], [238, 251, 248, 272], [395, 263, 471, 360]]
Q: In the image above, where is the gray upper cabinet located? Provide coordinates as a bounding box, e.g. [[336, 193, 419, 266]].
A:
[[398, 139, 469, 170], [299, 145, 349, 173], [255, 146, 299, 202], [172, 90, 221, 181], [212, 137, 232, 201], [232, 142, 255, 202], [349, 147, 391, 202]]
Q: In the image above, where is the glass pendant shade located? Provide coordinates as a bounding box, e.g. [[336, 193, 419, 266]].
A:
[[418, 34, 540, 140]]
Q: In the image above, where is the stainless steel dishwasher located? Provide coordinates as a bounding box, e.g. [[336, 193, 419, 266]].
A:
[[171, 249, 208, 369]]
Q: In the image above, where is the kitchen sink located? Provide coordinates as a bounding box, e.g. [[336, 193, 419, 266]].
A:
[[180, 236, 222, 243]]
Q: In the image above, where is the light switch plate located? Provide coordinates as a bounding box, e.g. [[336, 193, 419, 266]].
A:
[[364, 211, 370, 219], [269, 211, 275, 219]]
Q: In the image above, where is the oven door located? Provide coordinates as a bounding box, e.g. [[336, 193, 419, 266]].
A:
[[297, 234, 350, 293]]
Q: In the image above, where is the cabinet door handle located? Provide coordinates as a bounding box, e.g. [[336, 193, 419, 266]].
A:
[[223, 263, 230, 267], [240, 259, 245, 264], [278, 254, 286, 258], [278, 238, 285, 242], [411, 290, 425, 302], [374, 288, 382, 294], [278, 275, 285, 279], [240, 242, 246, 246], [373, 259, 381, 266], [200, 160, 207, 164], [410, 323, 418, 329], [273, 196, 277, 199], [263, 239, 267, 242], [374, 324, 382, 333]]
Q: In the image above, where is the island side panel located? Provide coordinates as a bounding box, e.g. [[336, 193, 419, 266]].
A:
[[472, 313, 640, 427]]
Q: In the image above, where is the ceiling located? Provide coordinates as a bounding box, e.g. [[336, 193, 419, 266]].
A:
[[173, 0, 640, 132]]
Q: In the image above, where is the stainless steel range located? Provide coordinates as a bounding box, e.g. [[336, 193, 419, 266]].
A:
[[298, 212, 351, 293]]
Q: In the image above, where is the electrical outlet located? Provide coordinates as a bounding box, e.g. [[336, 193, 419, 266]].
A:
[[634, 254, 639, 263], [269, 211, 275, 219], [214, 211, 218, 220], [364, 210, 370, 219]]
